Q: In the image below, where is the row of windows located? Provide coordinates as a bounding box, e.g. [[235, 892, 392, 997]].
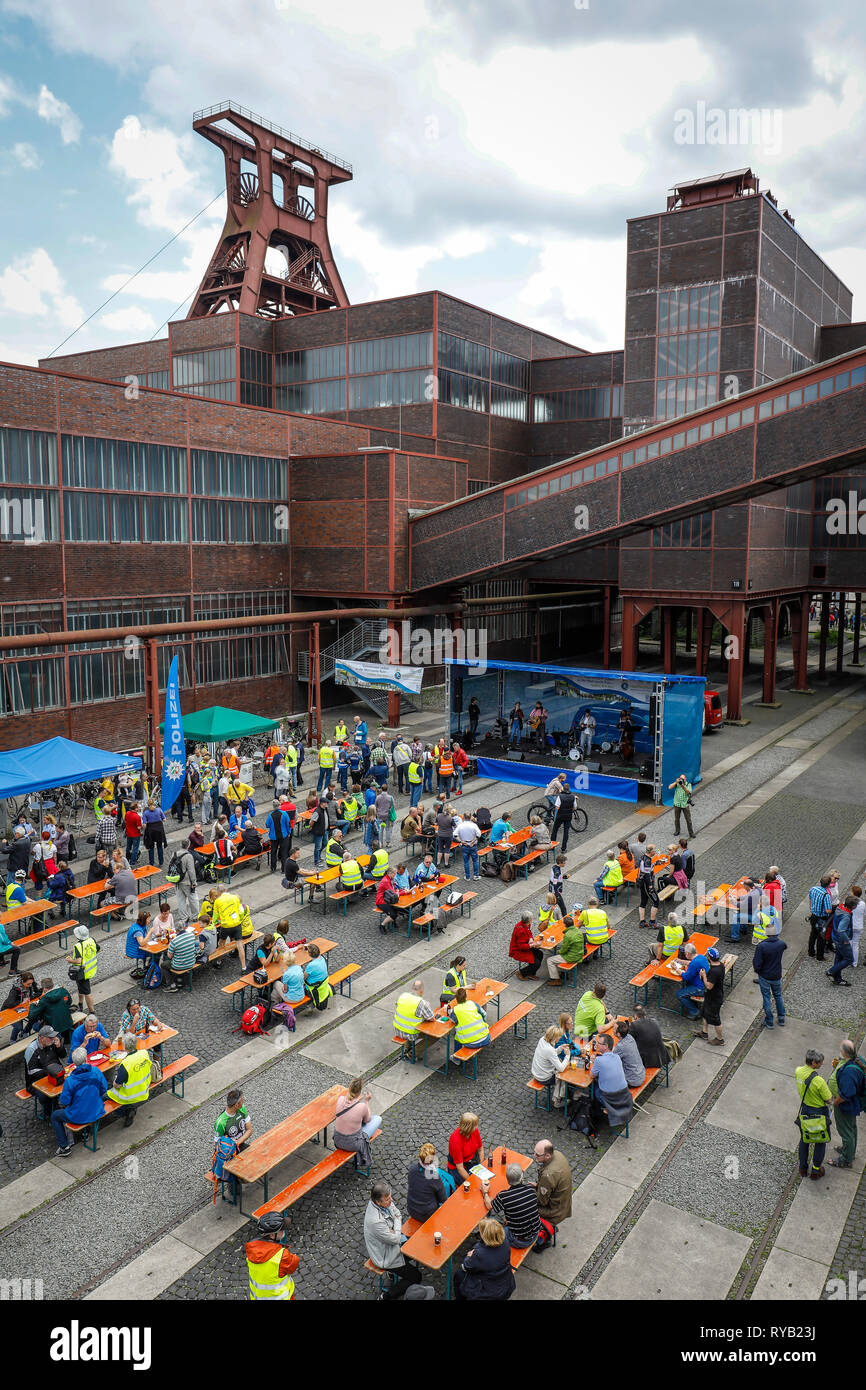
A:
[[655, 374, 719, 421], [62, 436, 186, 494], [349, 333, 432, 376], [349, 370, 432, 410], [439, 368, 489, 413], [240, 348, 273, 385], [190, 449, 287, 500], [437, 334, 529, 391], [275, 379, 344, 414], [172, 348, 236, 389], [240, 382, 272, 408], [0, 634, 289, 715], [194, 589, 289, 620], [812, 473, 866, 549], [651, 513, 713, 548], [658, 284, 722, 334], [657, 330, 720, 378], [275, 345, 343, 383], [64, 492, 189, 544], [532, 386, 623, 423], [505, 454, 621, 509], [144, 370, 170, 391], [504, 362, 865, 511], [0, 428, 57, 485], [0, 487, 288, 544], [490, 382, 529, 421]]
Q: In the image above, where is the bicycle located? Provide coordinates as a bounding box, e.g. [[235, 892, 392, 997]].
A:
[[526, 800, 589, 835]]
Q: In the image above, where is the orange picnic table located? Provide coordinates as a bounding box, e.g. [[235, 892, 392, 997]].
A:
[[301, 854, 372, 914], [692, 877, 750, 920], [491, 826, 533, 857], [67, 864, 161, 922], [226, 936, 339, 1012], [223, 1082, 347, 1212], [394, 874, 458, 935], [0, 898, 53, 935], [401, 1145, 532, 1298], [652, 930, 718, 1011], [413, 977, 507, 1073], [30, 1025, 179, 1105]]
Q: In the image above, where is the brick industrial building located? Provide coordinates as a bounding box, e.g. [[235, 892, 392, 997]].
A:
[[1, 105, 864, 751]]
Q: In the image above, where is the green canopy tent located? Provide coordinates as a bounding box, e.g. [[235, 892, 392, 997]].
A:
[[159, 705, 280, 743]]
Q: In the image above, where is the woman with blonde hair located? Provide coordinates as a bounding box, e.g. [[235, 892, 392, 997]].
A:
[[531, 1025, 571, 1107], [333, 1076, 381, 1170], [538, 892, 562, 933], [447, 1111, 485, 1183], [406, 1140, 451, 1221], [454, 1216, 516, 1301]]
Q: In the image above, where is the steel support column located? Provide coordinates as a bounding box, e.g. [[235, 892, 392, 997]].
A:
[[662, 607, 677, 675], [145, 638, 161, 776], [761, 599, 780, 704], [791, 593, 811, 691], [602, 587, 611, 670], [621, 598, 637, 671], [818, 593, 830, 678], [724, 602, 746, 720], [836, 593, 847, 674], [854, 594, 863, 666]]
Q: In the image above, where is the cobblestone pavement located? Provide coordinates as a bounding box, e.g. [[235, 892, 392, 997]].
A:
[[5, 679, 865, 1300], [159, 719, 866, 1301]]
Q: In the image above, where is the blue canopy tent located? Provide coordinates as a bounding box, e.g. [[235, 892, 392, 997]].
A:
[[0, 737, 142, 801]]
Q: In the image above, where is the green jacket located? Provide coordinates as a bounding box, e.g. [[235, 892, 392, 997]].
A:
[[28, 986, 74, 1035], [558, 924, 586, 964]]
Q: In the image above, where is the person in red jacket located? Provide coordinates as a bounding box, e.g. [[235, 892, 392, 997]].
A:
[[762, 871, 783, 913], [124, 802, 143, 867], [376, 871, 400, 933], [451, 742, 469, 796], [509, 913, 545, 979], [245, 1212, 300, 1301]]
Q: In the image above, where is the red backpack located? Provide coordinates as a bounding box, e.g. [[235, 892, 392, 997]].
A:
[[241, 1003, 268, 1036]]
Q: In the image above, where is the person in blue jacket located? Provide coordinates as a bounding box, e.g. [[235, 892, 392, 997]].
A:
[[52, 1046, 108, 1155], [353, 716, 368, 746], [265, 805, 291, 876], [69, 1014, 111, 1055]]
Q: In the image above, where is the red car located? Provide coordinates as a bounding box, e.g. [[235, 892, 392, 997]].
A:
[[703, 689, 723, 732]]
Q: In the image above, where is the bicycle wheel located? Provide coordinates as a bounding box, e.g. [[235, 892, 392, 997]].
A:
[[571, 806, 589, 833], [527, 802, 553, 827]]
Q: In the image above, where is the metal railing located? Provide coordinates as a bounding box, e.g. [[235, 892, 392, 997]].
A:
[[297, 619, 385, 680], [193, 102, 353, 173]]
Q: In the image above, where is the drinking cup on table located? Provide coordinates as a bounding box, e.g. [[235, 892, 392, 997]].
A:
[[463, 1180, 470, 1193], [434, 1231, 442, 1246]]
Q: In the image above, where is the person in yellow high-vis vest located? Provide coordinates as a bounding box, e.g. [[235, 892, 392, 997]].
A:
[[334, 720, 348, 744], [578, 898, 611, 945], [317, 740, 336, 793], [651, 912, 689, 962], [107, 1032, 152, 1128], [447, 987, 490, 1048], [211, 891, 249, 969], [407, 759, 423, 809], [246, 1211, 299, 1300], [593, 851, 624, 902], [66, 925, 99, 1013]]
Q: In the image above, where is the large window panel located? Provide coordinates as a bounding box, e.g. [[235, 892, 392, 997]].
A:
[[0, 428, 57, 485]]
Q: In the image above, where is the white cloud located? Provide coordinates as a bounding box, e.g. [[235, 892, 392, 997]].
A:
[[11, 141, 41, 169], [99, 305, 157, 334], [36, 84, 82, 143], [0, 248, 83, 327]]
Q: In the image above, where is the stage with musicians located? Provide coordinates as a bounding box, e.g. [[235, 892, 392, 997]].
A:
[[444, 658, 705, 806]]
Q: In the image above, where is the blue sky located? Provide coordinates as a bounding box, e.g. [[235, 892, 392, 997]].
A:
[[1, 0, 865, 367]]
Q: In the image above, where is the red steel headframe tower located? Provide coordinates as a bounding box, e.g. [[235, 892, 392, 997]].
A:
[[188, 102, 352, 319]]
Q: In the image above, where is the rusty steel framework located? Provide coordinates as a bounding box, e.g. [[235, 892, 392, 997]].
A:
[[188, 102, 352, 319]]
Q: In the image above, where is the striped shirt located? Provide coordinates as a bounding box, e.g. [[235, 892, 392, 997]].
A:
[[809, 886, 832, 919], [490, 1184, 541, 1246], [167, 930, 198, 970]]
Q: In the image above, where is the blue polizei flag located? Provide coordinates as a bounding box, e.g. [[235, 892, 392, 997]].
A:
[[160, 655, 187, 811]]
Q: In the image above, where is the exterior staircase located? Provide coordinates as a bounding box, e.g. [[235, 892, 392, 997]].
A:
[[297, 619, 421, 716]]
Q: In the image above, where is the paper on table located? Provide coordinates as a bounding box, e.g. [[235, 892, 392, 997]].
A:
[[470, 1164, 495, 1182]]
